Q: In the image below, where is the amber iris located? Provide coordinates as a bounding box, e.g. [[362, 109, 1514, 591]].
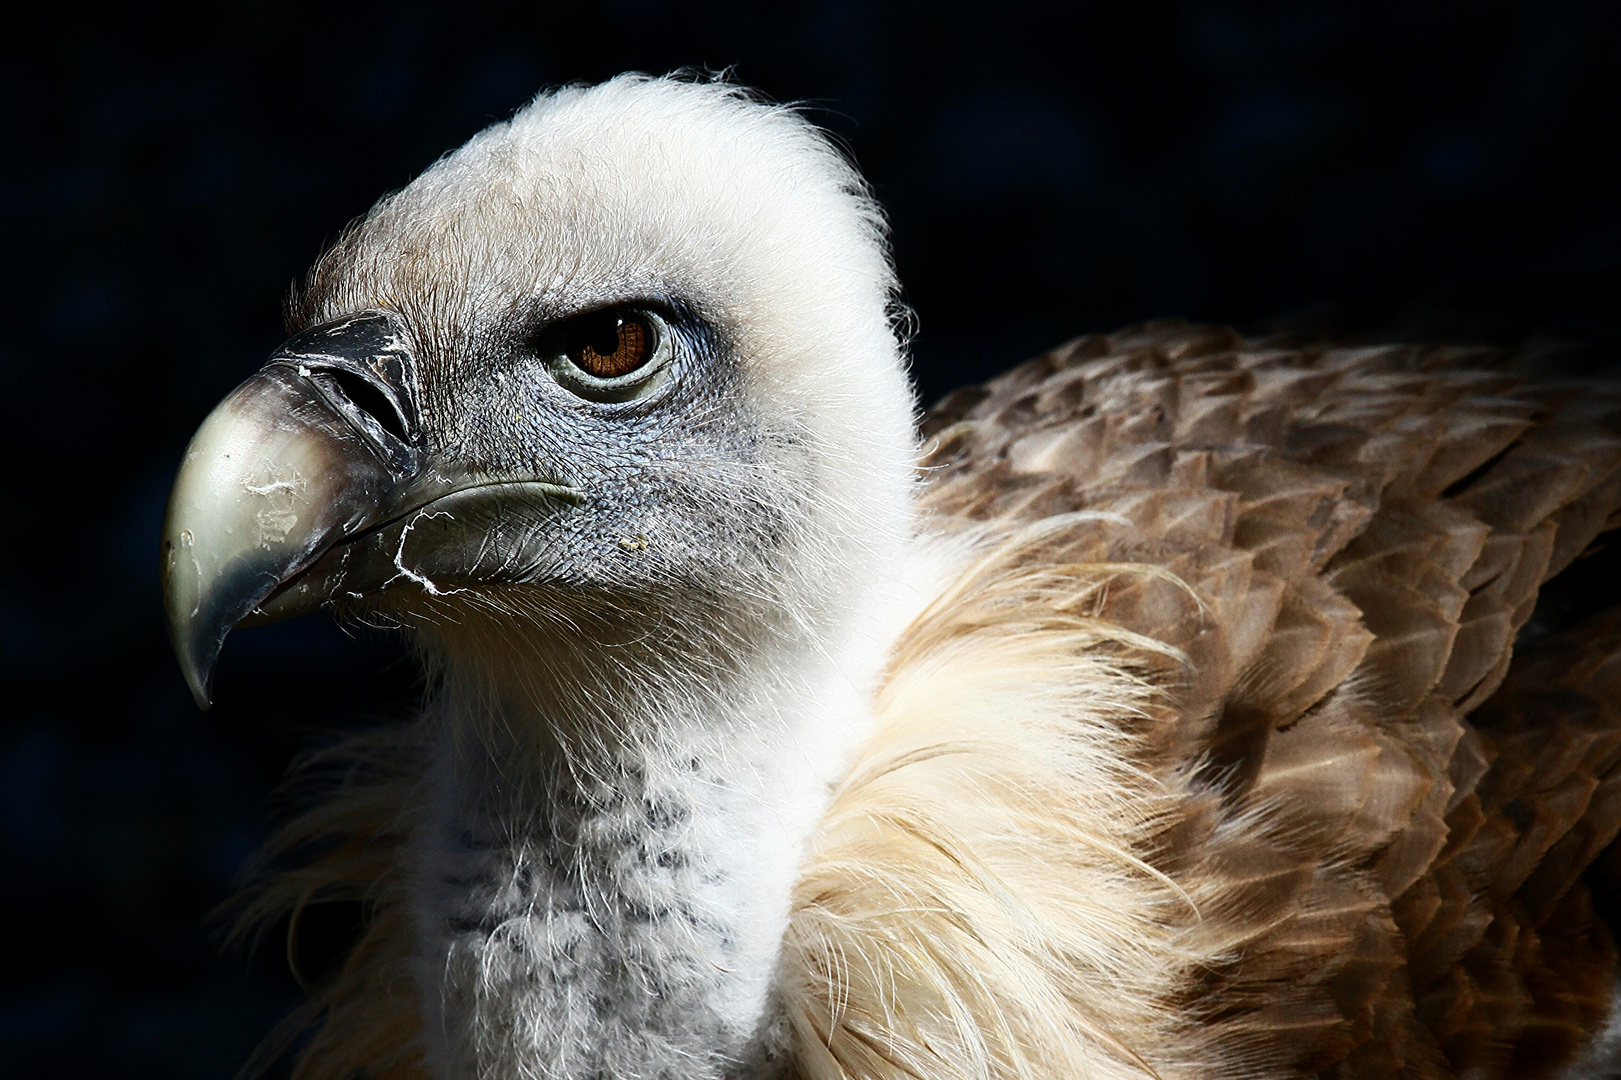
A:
[[567, 310, 654, 379]]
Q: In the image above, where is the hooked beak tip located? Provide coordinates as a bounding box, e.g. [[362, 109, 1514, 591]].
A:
[[163, 535, 265, 712], [179, 643, 215, 712], [161, 532, 216, 711]]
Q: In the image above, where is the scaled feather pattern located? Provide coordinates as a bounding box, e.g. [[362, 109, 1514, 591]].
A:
[[204, 77, 1621, 1080]]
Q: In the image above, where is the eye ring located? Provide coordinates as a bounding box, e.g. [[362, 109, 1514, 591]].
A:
[[542, 305, 676, 403]]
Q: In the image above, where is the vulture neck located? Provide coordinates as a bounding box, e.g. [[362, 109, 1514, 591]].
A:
[[412, 575, 906, 1078]]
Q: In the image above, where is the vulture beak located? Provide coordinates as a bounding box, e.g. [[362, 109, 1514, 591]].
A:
[[162, 311, 580, 710]]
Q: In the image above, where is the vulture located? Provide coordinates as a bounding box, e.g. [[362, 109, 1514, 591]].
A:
[[162, 75, 1621, 1080]]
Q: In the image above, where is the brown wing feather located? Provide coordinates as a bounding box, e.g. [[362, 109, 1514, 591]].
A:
[[920, 319, 1621, 1079]]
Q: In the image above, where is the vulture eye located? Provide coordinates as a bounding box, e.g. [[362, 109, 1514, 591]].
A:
[[567, 310, 654, 379], [543, 306, 674, 402]]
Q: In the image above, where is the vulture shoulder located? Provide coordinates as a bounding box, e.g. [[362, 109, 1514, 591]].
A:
[[240, 320, 1621, 1080]]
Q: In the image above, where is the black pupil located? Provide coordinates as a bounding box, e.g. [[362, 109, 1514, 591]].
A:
[[575, 312, 624, 359]]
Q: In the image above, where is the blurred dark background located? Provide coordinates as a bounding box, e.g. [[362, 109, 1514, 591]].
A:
[[6, 1, 1621, 1075]]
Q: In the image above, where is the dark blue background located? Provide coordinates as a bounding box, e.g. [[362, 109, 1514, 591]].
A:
[[6, 2, 1621, 1075]]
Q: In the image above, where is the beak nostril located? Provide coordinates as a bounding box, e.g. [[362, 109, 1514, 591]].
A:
[[326, 369, 409, 442]]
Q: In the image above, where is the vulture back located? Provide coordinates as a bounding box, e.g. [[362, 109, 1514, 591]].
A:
[[902, 319, 1621, 1079]]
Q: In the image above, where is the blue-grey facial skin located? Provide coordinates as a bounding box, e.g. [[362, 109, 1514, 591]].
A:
[[166, 289, 815, 704], [422, 299, 782, 588], [327, 296, 800, 607]]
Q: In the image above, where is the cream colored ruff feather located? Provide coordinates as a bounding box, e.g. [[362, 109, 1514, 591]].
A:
[[192, 77, 1621, 1080]]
